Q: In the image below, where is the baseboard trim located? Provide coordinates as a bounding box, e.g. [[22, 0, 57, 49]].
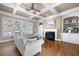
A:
[[0, 39, 14, 43], [61, 40, 79, 45]]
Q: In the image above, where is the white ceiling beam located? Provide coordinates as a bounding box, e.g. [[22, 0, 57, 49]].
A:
[[42, 3, 61, 14], [1, 3, 62, 20], [59, 7, 79, 16], [1, 3, 34, 16], [0, 10, 28, 20], [29, 3, 62, 19], [45, 7, 79, 19], [29, 8, 48, 19], [17, 7, 34, 15], [13, 3, 21, 14], [50, 8, 58, 14], [0, 11, 37, 22], [0, 3, 42, 21], [29, 4, 51, 19], [1, 3, 15, 8], [30, 3, 61, 18]]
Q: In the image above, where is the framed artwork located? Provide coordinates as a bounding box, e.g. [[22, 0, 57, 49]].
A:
[[47, 21, 54, 28]]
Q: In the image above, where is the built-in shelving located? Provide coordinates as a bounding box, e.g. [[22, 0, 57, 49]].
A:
[[63, 16, 79, 33]]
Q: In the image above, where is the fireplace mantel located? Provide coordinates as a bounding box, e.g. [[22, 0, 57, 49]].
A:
[[44, 29, 57, 40]]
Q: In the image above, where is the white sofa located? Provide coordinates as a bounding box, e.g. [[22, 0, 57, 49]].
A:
[[15, 36, 44, 56]]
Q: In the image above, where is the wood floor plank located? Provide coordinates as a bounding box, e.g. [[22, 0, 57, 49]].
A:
[[40, 40, 79, 56], [0, 40, 21, 56], [0, 39, 79, 56]]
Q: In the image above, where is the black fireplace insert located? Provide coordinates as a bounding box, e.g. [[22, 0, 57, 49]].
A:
[[45, 32, 55, 41]]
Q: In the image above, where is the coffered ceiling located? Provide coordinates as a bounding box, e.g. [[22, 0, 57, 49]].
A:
[[39, 10, 54, 17], [16, 10, 31, 18], [0, 4, 14, 13], [0, 3, 79, 21], [55, 3, 79, 13]]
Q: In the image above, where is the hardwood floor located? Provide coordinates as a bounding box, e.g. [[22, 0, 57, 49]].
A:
[[0, 40, 21, 56], [40, 40, 79, 56], [0, 40, 79, 56]]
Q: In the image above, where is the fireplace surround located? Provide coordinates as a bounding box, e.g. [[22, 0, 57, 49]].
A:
[[44, 29, 57, 41]]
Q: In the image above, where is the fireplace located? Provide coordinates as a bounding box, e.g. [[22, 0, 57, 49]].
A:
[[45, 32, 55, 41], [44, 29, 57, 41]]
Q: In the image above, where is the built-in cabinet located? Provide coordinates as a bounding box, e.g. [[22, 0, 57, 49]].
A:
[[63, 16, 79, 33], [61, 33, 79, 44], [0, 16, 33, 41], [61, 16, 79, 45]]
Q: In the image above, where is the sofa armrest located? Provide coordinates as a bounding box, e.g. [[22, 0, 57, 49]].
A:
[[15, 38, 27, 55]]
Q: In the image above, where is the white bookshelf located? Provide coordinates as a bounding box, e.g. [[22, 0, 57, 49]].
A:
[[63, 16, 79, 33]]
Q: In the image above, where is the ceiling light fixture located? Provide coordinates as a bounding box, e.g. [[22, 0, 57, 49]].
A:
[[26, 3, 41, 14]]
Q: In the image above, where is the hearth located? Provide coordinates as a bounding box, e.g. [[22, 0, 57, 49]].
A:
[[45, 32, 55, 41]]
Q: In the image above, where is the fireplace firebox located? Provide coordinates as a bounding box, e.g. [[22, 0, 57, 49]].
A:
[[45, 32, 55, 41]]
